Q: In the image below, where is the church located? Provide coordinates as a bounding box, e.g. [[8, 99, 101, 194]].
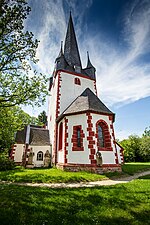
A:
[[48, 13, 124, 173], [11, 13, 123, 171]]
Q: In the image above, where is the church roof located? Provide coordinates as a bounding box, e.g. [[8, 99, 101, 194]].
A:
[[53, 13, 96, 80], [29, 128, 50, 146], [57, 88, 115, 121], [64, 12, 82, 68], [15, 125, 50, 146]]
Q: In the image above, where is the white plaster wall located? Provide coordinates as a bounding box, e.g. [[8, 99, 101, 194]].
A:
[[48, 71, 96, 161], [67, 114, 90, 164], [116, 143, 123, 164], [48, 74, 58, 154], [60, 71, 96, 114], [14, 144, 24, 162], [57, 120, 64, 163], [91, 113, 116, 164], [100, 151, 116, 164], [31, 146, 50, 167]]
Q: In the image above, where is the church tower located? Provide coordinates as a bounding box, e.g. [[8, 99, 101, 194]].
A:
[[48, 13, 124, 172]]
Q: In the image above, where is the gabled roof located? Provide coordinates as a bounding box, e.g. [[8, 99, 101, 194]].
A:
[[29, 128, 50, 146], [57, 88, 115, 121], [15, 127, 27, 144], [15, 125, 50, 146], [64, 12, 82, 68]]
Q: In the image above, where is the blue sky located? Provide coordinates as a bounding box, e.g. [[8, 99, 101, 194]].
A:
[[23, 0, 150, 140]]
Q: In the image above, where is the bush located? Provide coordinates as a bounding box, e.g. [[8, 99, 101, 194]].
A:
[[139, 137, 150, 162], [0, 152, 15, 171]]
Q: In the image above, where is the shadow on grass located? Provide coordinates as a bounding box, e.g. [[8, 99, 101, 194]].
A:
[[138, 175, 150, 180], [0, 179, 150, 225], [122, 163, 150, 175]]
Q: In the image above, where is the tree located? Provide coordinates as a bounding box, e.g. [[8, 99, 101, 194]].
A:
[[119, 135, 141, 162], [0, 0, 47, 107], [38, 110, 47, 125], [138, 126, 150, 162], [143, 126, 150, 137], [0, 106, 40, 152], [139, 136, 150, 162]]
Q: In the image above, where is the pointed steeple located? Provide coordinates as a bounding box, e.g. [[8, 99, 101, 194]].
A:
[[64, 12, 82, 69], [55, 41, 63, 62], [87, 51, 94, 68], [55, 41, 67, 71], [58, 41, 63, 58], [83, 51, 96, 80]]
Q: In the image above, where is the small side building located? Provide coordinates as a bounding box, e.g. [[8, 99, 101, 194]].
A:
[[10, 125, 51, 168]]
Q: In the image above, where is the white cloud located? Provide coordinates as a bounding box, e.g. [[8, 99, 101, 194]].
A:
[[24, 0, 150, 117], [80, 0, 150, 108]]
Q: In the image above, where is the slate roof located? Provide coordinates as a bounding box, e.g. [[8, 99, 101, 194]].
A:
[[57, 88, 115, 122], [54, 13, 96, 80], [15, 126, 50, 146], [64, 12, 82, 68], [15, 126, 27, 144], [29, 128, 50, 146]]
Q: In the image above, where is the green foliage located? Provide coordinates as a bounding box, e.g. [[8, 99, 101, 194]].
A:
[[0, 152, 15, 171], [139, 137, 150, 162], [143, 126, 150, 137], [0, 178, 150, 225], [120, 126, 150, 162], [0, 0, 47, 107], [0, 106, 40, 151], [38, 110, 47, 125], [120, 135, 141, 162]]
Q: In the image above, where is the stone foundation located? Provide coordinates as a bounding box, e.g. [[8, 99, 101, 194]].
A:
[[56, 163, 122, 174]]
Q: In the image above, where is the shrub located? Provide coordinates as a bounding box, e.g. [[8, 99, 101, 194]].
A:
[[0, 152, 15, 171]]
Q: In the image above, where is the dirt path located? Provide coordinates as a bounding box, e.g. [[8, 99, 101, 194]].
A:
[[1, 170, 150, 189]]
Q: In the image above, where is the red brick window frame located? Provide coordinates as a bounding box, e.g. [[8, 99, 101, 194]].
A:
[[58, 122, 63, 151], [74, 77, 81, 85], [71, 125, 85, 151], [96, 120, 112, 151]]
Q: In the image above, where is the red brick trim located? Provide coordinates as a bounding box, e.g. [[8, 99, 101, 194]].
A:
[[55, 69, 96, 81], [10, 144, 16, 160], [26, 147, 31, 163], [58, 122, 63, 151], [86, 112, 96, 164], [53, 124, 58, 164], [71, 125, 85, 151], [110, 124, 119, 164], [102, 164, 121, 167], [53, 71, 61, 165], [95, 120, 113, 151], [56, 163, 122, 173], [56, 71, 61, 118], [116, 142, 124, 164], [57, 109, 115, 123], [57, 163, 121, 167], [64, 118, 68, 163]]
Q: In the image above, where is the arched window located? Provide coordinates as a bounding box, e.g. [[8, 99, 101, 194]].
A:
[[58, 122, 63, 150], [96, 120, 112, 151], [37, 151, 43, 161], [98, 124, 104, 148], [74, 77, 81, 85]]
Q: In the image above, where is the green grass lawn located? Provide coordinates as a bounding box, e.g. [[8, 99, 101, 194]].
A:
[[122, 162, 150, 175], [0, 167, 107, 183], [0, 162, 149, 183], [0, 176, 150, 225]]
